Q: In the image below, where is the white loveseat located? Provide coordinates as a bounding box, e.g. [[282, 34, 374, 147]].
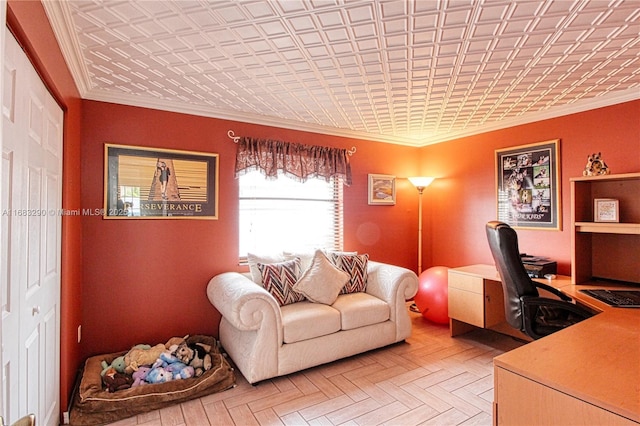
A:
[[207, 258, 418, 384]]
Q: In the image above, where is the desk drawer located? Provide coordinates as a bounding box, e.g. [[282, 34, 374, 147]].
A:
[[448, 271, 483, 293], [448, 288, 484, 327]]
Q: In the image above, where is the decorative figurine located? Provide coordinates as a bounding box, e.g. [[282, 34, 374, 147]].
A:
[[583, 152, 610, 176]]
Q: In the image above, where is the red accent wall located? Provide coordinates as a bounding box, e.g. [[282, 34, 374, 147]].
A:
[[7, 0, 83, 416], [419, 101, 640, 273], [80, 101, 421, 357]]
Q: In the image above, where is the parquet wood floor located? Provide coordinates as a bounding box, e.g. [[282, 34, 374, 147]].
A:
[[106, 307, 523, 426]]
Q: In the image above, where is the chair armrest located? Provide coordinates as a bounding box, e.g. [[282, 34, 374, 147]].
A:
[[522, 296, 594, 318], [534, 281, 572, 301], [521, 296, 595, 339], [206, 272, 283, 338]]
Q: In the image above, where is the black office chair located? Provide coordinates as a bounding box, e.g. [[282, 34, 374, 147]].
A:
[[485, 221, 594, 340]]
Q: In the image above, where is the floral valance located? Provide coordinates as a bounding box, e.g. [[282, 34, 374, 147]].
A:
[[235, 136, 352, 185]]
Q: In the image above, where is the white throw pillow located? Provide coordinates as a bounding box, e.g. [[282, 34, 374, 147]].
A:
[[293, 250, 350, 305], [283, 250, 316, 275], [247, 252, 285, 284]]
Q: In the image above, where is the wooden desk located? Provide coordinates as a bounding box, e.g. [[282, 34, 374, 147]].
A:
[[493, 282, 640, 425], [447, 264, 572, 340]]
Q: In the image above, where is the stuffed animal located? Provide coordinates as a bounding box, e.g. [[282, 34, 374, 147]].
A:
[[166, 362, 195, 380], [132, 365, 151, 387], [100, 356, 126, 376], [173, 342, 213, 377], [165, 335, 188, 349], [145, 366, 173, 384], [152, 350, 195, 380], [124, 343, 166, 374], [152, 349, 180, 368], [583, 152, 610, 176], [102, 366, 133, 392]]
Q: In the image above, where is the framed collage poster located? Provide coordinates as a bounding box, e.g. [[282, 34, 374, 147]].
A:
[[104, 143, 219, 219], [495, 139, 561, 230]]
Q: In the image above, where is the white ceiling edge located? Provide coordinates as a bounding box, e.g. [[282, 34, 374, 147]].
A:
[[81, 89, 426, 147], [420, 87, 640, 147], [42, 0, 640, 149], [42, 0, 92, 95], [83, 87, 640, 148]]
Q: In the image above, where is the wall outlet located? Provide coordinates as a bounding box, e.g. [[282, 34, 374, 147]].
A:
[[77, 325, 81, 343], [63, 411, 70, 424]]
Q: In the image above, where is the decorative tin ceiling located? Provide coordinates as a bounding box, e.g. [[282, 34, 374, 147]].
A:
[[44, 0, 640, 146]]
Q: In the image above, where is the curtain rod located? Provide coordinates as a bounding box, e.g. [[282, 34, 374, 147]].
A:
[[227, 130, 356, 156]]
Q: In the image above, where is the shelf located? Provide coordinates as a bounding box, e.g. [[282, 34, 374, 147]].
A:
[[570, 172, 640, 183], [575, 222, 640, 234], [571, 171, 640, 285]]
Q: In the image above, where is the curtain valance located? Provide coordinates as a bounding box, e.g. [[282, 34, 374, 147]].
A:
[[235, 136, 352, 185]]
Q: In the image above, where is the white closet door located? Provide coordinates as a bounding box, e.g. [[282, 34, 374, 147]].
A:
[[1, 29, 62, 426]]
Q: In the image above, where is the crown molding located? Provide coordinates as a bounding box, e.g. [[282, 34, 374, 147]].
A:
[[82, 89, 423, 146], [42, 0, 92, 96], [84, 87, 640, 147], [419, 87, 640, 146]]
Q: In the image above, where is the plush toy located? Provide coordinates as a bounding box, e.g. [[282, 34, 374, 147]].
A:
[[166, 362, 195, 380], [102, 366, 133, 392], [132, 365, 151, 387], [165, 335, 188, 349], [173, 341, 213, 377], [145, 366, 173, 384], [100, 356, 126, 376], [124, 343, 166, 374], [153, 349, 180, 368], [152, 350, 195, 380]]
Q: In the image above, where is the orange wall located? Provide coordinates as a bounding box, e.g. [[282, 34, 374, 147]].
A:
[[7, 0, 84, 415], [80, 101, 421, 357], [419, 101, 640, 274]]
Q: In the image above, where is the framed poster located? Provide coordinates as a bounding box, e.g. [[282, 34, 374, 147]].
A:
[[368, 174, 396, 205], [496, 139, 561, 230], [104, 144, 219, 219]]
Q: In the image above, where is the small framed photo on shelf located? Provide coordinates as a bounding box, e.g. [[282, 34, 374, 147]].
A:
[[594, 198, 619, 222]]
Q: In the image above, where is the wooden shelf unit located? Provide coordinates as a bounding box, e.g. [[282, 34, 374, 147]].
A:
[[570, 172, 640, 285]]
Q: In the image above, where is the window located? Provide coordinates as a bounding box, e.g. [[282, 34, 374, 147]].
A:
[[239, 170, 343, 257]]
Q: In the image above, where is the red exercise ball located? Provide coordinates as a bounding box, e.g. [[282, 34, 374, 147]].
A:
[[414, 266, 449, 324]]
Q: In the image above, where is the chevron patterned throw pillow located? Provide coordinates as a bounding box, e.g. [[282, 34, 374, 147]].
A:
[[257, 258, 305, 306], [330, 253, 369, 294]]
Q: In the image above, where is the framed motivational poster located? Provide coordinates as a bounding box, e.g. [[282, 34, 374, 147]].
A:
[[496, 139, 561, 230], [104, 143, 219, 219]]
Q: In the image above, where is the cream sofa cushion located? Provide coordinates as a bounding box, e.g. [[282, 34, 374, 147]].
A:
[[332, 293, 390, 330], [281, 301, 341, 344]]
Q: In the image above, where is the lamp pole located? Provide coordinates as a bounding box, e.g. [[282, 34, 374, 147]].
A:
[[408, 177, 435, 275], [416, 186, 425, 274]]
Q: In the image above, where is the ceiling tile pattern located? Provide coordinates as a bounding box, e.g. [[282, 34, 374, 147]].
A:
[[45, 0, 640, 146]]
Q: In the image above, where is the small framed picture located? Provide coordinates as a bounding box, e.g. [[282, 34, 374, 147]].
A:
[[594, 198, 619, 222], [368, 174, 396, 205]]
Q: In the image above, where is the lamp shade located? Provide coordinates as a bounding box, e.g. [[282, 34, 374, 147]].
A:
[[408, 176, 435, 189]]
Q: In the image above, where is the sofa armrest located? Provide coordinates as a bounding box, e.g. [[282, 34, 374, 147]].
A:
[[207, 272, 284, 343], [366, 261, 419, 339], [366, 261, 419, 302]]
